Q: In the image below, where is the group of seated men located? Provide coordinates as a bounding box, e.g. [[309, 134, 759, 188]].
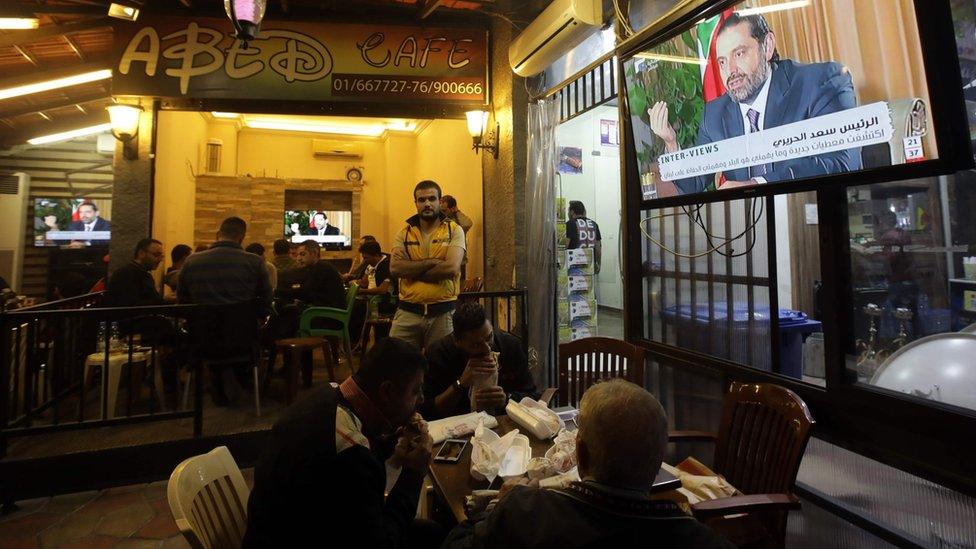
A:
[[242, 327, 733, 548], [102, 219, 398, 405]]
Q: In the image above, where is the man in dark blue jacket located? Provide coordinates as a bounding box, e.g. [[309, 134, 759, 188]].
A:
[[649, 12, 861, 194]]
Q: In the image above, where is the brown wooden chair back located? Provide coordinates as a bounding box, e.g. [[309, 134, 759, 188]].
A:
[[557, 337, 645, 408], [712, 382, 815, 545], [460, 277, 484, 293]]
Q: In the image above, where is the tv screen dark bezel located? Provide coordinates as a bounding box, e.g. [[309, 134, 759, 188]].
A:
[[618, 0, 974, 210]]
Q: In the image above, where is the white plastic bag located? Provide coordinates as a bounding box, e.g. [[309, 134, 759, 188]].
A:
[[428, 411, 499, 444], [545, 428, 578, 473], [469, 421, 529, 482]]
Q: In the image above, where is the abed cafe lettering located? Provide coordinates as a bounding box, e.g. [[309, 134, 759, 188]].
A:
[[117, 22, 476, 95], [357, 32, 473, 70]]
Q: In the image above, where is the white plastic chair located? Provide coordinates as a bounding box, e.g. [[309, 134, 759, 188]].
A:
[[167, 446, 250, 549]]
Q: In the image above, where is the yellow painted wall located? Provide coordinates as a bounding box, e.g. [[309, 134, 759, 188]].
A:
[[153, 116, 484, 278], [153, 110, 207, 271], [415, 119, 484, 279]]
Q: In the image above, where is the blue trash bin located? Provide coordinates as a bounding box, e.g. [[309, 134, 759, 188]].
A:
[[661, 303, 822, 379]]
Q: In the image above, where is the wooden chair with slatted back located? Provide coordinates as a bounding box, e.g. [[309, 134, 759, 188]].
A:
[[557, 337, 645, 408], [168, 446, 250, 549], [669, 382, 815, 548], [460, 277, 484, 293]]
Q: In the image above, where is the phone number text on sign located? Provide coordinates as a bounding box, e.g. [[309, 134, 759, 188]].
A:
[[331, 74, 485, 101]]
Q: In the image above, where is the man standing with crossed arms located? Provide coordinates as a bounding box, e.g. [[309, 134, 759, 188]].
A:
[[390, 180, 465, 350]]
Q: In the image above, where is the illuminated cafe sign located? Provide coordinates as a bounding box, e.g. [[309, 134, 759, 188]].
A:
[[111, 17, 488, 105]]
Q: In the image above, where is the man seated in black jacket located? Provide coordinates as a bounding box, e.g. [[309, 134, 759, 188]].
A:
[[106, 238, 182, 390], [106, 238, 165, 307], [243, 337, 442, 548], [274, 239, 347, 338], [443, 379, 734, 548], [421, 301, 537, 420], [276, 239, 346, 308]]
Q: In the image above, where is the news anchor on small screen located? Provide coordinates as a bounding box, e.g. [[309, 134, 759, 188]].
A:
[[301, 212, 339, 237], [68, 201, 111, 232], [649, 13, 862, 194]]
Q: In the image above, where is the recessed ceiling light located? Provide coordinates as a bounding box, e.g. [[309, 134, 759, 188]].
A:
[[245, 119, 385, 137]]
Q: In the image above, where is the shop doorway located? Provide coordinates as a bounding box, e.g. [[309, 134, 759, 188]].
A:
[[556, 102, 624, 340]]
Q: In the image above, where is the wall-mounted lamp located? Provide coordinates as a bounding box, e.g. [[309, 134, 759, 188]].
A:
[[466, 110, 499, 159], [106, 103, 143, 160], [224, 0, 267, 49]]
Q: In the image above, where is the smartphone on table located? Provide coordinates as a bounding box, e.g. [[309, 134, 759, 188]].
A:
[[434, 439, 468, 463]]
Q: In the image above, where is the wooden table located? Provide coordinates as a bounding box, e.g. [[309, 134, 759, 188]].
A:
[[429, 416, 681, 523]]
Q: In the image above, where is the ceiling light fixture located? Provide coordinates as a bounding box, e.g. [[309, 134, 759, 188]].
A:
[[211, 111, 241, 119], [224, 0, 267, 49], [0, 17, 39, 30], [27, 123, 112, 146], [107, 2, 140, 21], [465, 110, 498, 159], [106, 103, 144, 160], [245, 118, 385, 137], [0, 5, 39, 29], [0, 69, 112, 101], [737, 0, 810, 16]]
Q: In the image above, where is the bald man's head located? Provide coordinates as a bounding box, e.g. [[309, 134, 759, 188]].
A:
[[576, 379, 669, 490]]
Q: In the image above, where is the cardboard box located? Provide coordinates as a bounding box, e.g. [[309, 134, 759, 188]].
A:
[[566, 248, 593, 267], [557, 296, 598, 323], [567, 274, 593, 293]]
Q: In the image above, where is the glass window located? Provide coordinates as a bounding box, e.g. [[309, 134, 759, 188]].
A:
[[845, 176, 976, 412], [640, 193, 827, 385]]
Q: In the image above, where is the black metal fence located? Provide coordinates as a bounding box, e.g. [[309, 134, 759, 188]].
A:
[[0, 295, 241, 457], [1, 289, 533, 459]]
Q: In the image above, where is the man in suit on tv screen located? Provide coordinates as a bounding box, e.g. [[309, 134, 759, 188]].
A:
[[649, 12, 863, 195], [302, 212, 340, 237]]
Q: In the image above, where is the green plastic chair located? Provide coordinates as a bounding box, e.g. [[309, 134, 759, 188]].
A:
[[298, 284, 359, 370]]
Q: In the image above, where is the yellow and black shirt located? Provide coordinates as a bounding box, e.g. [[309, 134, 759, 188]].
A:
[[392, 214, 465, 304]]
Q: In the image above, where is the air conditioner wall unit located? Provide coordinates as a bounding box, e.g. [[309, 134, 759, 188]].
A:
[[312, 139, 364, 159], [0, 172, 29, 292], [508, 0, 603, 77]]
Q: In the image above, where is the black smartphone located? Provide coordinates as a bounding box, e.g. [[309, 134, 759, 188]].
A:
[[434, 439, 468, 463]]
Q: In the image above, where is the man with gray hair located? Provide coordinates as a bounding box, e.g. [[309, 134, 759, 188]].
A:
[[443, 379, 732, 548]]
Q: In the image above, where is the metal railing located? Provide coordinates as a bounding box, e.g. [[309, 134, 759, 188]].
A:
[[0, 296, 262, 457]]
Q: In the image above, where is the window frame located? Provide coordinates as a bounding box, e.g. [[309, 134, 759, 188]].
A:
[[617, 0, 976, 499]]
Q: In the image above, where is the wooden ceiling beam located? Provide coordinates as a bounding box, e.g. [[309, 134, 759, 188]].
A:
[[0, 17, 113, 49], [0, 91, 110, 120]]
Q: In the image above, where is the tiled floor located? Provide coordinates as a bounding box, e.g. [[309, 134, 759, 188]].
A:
[[0, 469, 255, 548]]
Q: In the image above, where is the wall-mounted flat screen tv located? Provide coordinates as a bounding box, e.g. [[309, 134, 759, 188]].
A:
[[284, 210, 352, 250], [622, 0, 969, 203], [33, 198, 112, 247]]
